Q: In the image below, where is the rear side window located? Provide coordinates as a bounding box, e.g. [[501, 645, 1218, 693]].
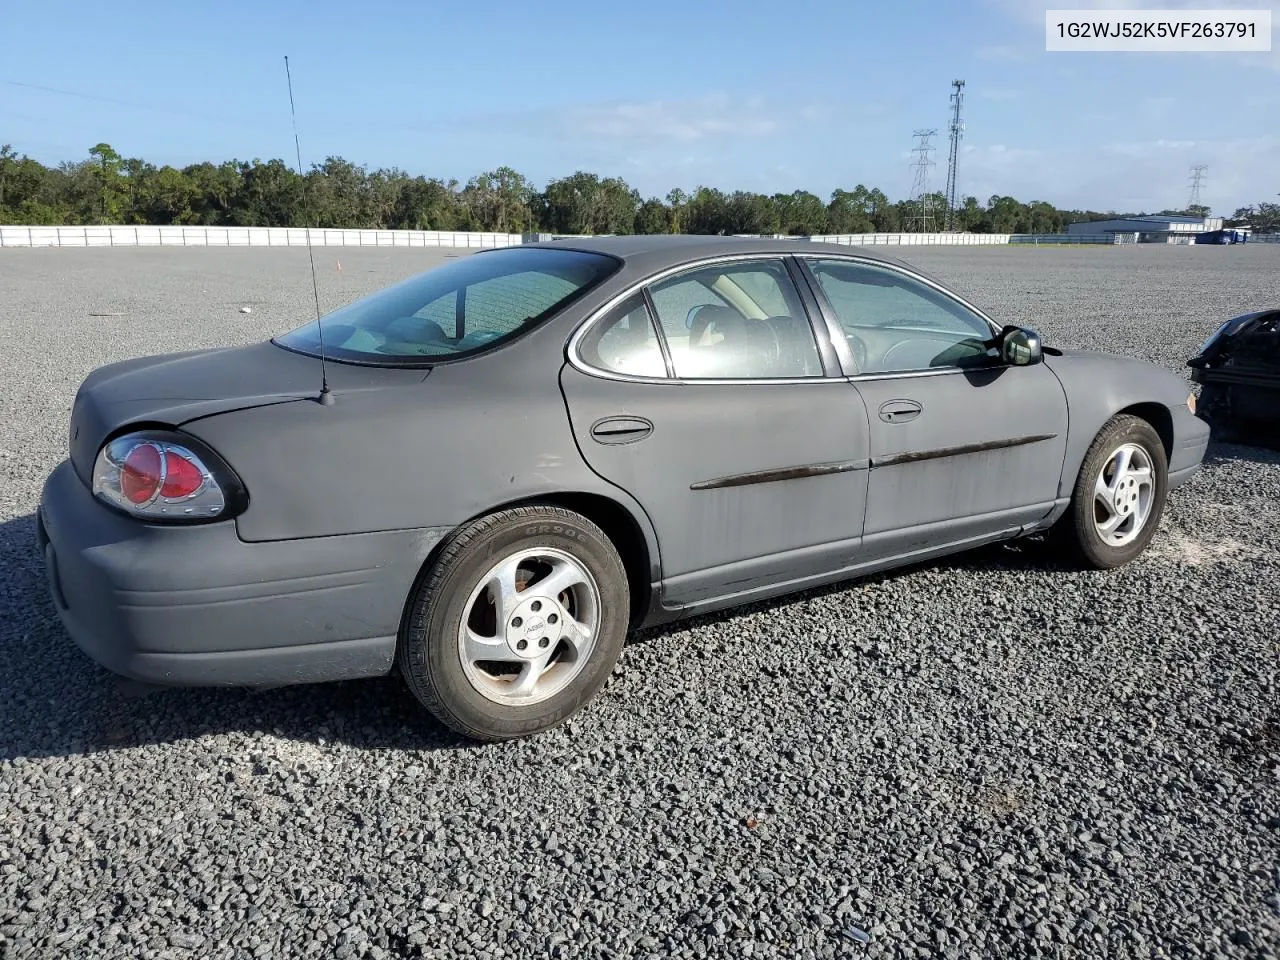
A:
[[276, 248, 619, 365], [577, 294, 668, 378], [645, 259, 823, 379]]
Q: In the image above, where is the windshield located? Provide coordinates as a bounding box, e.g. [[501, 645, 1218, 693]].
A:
[[276, 247, 620, 365]]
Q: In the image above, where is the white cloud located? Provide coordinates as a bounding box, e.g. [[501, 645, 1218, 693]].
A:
[[562, 94, 780, 144], [956, 135, 1278, 211]]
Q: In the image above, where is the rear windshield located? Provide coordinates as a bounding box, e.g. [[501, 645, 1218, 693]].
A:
[[276, 247, 619, 365]]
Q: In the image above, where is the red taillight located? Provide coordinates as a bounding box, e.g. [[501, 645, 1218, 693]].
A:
[[121, 444, 162, 504], [92, 431, 235, 522], [161, 450, 204, 498]]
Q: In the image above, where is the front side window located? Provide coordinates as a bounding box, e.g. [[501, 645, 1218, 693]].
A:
[[645, 259, 823, 379], [276, 247, 619, 365], [808, 259, 996, 374]]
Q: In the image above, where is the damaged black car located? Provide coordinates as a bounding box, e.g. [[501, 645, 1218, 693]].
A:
[[1189, 310, 1280, 449]]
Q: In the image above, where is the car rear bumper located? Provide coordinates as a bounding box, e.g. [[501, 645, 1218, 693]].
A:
[[38, 460, 450, 687]]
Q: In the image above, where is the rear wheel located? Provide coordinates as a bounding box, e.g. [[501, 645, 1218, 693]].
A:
[[398, 506, 629, 741], [1051, 414, 1169, 569]]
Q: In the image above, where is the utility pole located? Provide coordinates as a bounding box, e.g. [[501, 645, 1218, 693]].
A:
[[944, 79, 965, 231], [907, 129, 938, 233], [1187, 164, 1208, 213]]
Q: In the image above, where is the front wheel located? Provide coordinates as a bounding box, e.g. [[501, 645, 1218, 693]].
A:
[[398, 506, 630, 742], [1051, 414, 1169, 569]]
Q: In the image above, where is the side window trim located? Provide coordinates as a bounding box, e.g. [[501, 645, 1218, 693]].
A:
[[640, 287, 676, 379], [797, 255, 1000, 379], [788, 255, 856, 377], [646, 256, 826, 382], [570, 253, 874, 383]]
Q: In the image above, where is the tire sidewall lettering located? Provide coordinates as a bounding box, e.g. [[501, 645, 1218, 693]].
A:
[[523, 524, 587, 543]]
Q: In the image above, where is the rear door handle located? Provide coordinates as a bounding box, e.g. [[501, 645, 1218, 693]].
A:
[[878, 399, 922, 423], [589, 416, 654, 444]]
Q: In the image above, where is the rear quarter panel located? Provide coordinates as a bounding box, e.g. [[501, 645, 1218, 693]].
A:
[[181, 342, 659, 576]]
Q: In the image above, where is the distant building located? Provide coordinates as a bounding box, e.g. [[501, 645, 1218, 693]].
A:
[[1066, 214, 1225, 244]]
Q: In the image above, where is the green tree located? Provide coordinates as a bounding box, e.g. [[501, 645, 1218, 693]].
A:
[[634, 197, 672, 234], [235, 159, 304, 226], [1248, 202, 1280, 233], [985, 195, 1024, 233], [85, 143, 127, 223], [724, 191, 780, 235], [866, 188, 898, 231], [540, 172, 638, 234], [132, 165, 197, 224], [462, 167, 534, 232], [666, 188, 689, 233], [183, 161, 242, 224], [952, 195, 984, 231], [683, 187, 729, 234], [826, 186, 875, 234], [392, 176, 460, 230], [773, 190, 826, 235], [0, 144, 18, 209], [4, 141, 1180, 236]]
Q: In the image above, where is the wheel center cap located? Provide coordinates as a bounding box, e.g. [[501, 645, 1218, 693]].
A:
[[506, 596, 563, 658]]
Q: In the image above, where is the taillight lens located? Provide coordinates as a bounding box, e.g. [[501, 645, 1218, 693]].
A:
[[93, 431, 240, 521]]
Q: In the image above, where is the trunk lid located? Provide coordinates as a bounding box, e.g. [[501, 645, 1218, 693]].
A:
[[67, 340, 422, 482]]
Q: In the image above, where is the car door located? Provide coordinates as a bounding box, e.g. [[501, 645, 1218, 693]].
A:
[[559, 256, 871, 610], [800, 256, 1069, 561]]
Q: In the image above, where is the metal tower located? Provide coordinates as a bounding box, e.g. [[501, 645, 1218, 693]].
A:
[[1187, 164, 1208, 211], [944, 79, 966, 231], [907, 129, 938, 233]]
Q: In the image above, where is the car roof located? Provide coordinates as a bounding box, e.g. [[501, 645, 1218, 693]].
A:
[[520, 234, 908, 276], [509, 235, 993, 319]]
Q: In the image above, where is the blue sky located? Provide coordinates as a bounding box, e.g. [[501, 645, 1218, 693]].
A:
[[3, 0, 1277, 213]]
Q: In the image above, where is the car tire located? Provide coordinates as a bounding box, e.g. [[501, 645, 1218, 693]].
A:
[[398, 505, 630, 742], [1051, 414, 1169, 570]]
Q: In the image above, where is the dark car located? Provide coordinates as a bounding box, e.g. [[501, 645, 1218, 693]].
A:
[[1188, 309, 1280, 449], [39, 237, 1210, 741]]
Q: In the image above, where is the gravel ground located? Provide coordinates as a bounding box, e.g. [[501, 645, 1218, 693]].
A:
[[1, 244, 1278, 960]]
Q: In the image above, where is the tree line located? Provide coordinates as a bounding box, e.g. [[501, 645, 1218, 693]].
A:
[[1, 142, 1273, 236]]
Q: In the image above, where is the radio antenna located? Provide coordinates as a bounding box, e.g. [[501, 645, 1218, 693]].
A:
[[284, 55, 333, 405]]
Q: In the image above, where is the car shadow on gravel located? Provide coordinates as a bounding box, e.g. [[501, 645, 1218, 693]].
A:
[[629, 537, 1068, 647], [1202, 438, 1280, 465], [0, 513, 475, 762]]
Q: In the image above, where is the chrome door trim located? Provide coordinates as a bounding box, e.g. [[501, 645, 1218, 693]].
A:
[[566, 252, 847, 385]]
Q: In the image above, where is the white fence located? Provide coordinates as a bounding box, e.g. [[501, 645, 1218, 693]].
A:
[[3, 225, 1266, 249], [0, 225, 523, 249], [809, 232, 1122, 246], [807, 232, 1013, 246]]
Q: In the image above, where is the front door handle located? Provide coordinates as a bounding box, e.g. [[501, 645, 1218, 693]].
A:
[[878, 399, 922, 424], [589, 416, 654, 444]]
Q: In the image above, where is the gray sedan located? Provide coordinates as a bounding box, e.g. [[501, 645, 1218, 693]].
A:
[[38, 237, 1210, 740]]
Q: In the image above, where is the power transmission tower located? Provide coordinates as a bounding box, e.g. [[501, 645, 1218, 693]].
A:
[[944, 79, 965, 231], [907, 129, 938, 233], [1187, 164, 1208, 212]]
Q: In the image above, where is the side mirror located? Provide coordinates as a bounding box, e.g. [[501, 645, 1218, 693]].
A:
[[999, 325, 1043, 366]]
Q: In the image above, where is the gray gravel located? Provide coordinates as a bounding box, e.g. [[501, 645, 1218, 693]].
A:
[[2, 244, 1279, 959]]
